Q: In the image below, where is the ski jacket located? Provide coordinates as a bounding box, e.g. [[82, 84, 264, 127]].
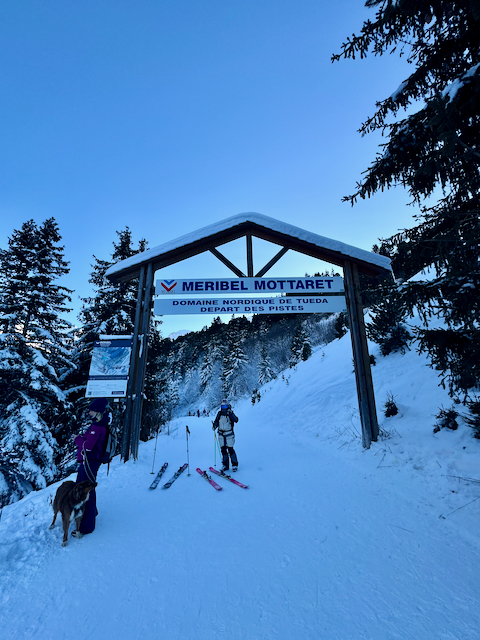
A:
[[75, 420, 107, 463], [213, 409, 238, 434]]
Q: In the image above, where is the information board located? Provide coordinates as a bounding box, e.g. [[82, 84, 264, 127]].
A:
[[85, 337, 133, 398]]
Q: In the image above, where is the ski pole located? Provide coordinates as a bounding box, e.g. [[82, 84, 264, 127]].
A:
[[186, 425, 191, 476], [214, 430, 221, 466], [151, 424, 160, 474], [212, 420, 217, 466]]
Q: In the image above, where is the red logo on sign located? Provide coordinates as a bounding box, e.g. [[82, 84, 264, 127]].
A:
[[161, 280, 177, 292]]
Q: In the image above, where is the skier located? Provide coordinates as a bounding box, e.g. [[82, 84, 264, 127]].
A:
[[212, 399, 239, 472]]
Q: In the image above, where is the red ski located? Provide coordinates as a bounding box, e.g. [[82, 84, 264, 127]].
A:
[[196, 468, 223, 491], [209, 467, 249, 489]]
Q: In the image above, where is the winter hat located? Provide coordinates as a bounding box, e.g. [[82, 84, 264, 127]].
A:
[[89, 398, 108, 414], [221, 399, 229, 409]]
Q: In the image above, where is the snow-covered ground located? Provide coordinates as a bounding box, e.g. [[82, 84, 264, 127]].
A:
[[1, 330, 479, 640]]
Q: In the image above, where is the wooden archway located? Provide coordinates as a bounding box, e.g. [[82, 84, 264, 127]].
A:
[[105, 213, 392, 458]]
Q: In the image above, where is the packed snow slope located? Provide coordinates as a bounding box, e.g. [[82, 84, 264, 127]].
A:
[[1, 330, 480, 640]]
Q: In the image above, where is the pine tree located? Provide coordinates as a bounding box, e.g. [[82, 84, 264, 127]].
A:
[[289, 322, 311, 367], [0, 219, 73, 504], [200, 333, 223, 390], [367, 279, 412, 356], [333, 0, 480, 395], [145, 337, 174, 430], [221, 318, 249, 397], [65, 228, 149, 402], [166, 365, 181, 414], [332, 312, 348, 339], [258, 344, 276, 385], [80, 228, 148, 339]]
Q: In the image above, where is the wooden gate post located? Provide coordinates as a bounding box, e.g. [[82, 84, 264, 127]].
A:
[[343, 261, 379, 448], [130, 262, 154, 459], [121, 266, 145, 461]]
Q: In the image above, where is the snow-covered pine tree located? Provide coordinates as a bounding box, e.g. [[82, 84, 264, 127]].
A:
[[0, 218, 73, 505], [367, 278, 412, 356], [65, 228, 148, 401], [221, 317, 250, 397], [200, 334, 223, 390], [200, 348, 214, 389], [289, 321, 311, 367], [164, 352, 181, 412], [258, 344, 276, 385], [145, 336, 174, 430], [332, 311, 348, 339], [80, 228, 148, 338], [333, 0, 480, 396]]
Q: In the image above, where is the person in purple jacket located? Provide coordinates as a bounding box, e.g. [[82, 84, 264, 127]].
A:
[[72, 397, 109, 537]]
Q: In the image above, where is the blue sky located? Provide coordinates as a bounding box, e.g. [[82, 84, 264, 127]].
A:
[[0, 0, 416, 336]]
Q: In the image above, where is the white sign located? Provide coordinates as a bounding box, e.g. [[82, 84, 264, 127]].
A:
[[156, 277, 344, 295], [85, 378, 130, 399], [154, 296, 346, 316], [85, 338, 132, 398]]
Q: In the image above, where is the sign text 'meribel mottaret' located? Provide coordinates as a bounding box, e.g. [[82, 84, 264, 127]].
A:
[[156, 276, 344, 295]]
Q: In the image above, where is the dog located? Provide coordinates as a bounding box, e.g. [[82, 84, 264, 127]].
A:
[[49, 480, 97, 546]]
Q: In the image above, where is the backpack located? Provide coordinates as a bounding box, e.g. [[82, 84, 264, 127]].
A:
[[218, 413, 233, 433], [101, 426, 118, 465]]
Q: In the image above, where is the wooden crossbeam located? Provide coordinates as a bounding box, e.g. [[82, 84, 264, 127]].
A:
[[209, 247, 246, 277], [255, 246, 289, 277]]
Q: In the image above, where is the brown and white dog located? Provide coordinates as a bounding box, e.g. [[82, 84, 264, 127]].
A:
[[49, 480, 97, 546]]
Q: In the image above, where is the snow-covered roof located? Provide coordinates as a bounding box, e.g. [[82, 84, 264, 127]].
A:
[[105, 212, 391, 282]]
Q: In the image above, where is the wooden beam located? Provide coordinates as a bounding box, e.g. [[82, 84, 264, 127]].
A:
[[351, 261, 379, 442], [130, 262, 154, 459], [343, 260, 379, 448], [209, 247, 246, 277], [255, 246, 289, 277], [246, 235, 254, 277], [121, 266, 145, 461]]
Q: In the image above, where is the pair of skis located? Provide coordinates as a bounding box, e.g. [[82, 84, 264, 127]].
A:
[[196, 467, 249, 490], [150, 462, 249, 491], [149, 462, 188, 490]]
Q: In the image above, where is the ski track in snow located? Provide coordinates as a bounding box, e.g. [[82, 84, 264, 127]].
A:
[[1, 334, 480, 640]]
